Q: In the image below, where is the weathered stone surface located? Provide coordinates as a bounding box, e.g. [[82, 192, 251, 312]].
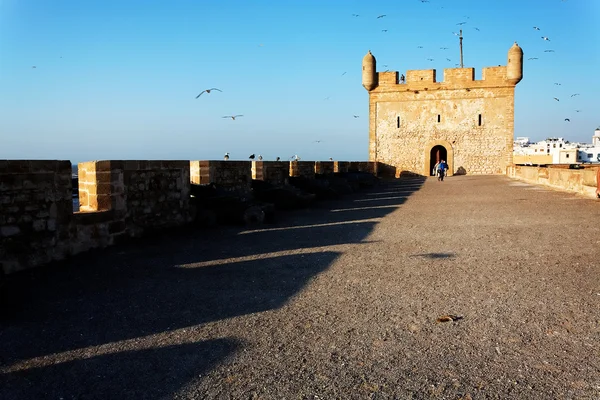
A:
[[507, 165, 599, 198]]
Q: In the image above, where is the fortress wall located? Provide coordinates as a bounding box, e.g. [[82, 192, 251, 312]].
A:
[[406, 69, 436, 84], [507, 165, 600, 198], [290, 161, 316, 178], [252, 161, 290, 185], [1, 158, 380, 274], [442, 68, 475, 85], [315, 161, 335, 175], [0, 160, 72, 274], [334, 161, 350, 173], [191, 160, 251, 192]]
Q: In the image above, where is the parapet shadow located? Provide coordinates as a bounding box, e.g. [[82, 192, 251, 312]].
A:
[[2, 338, 240, 400], [0, 176, 426, 393]]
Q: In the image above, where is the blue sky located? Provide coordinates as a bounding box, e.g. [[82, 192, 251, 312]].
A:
[[0, 0, 598, 163]]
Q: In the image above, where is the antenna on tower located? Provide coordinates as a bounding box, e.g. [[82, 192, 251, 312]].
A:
[[459, 29, 464, 68]]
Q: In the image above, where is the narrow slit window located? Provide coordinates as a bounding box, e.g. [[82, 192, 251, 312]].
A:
[[397, 116, 400, 128], [478, 114, 482, 126], [437, 114, 441, 123]]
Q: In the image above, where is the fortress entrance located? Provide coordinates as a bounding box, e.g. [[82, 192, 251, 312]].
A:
[[429, 145, 447, 176]]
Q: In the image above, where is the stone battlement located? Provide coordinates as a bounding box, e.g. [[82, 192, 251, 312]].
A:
[[0, 159, 379, 274], [376, 66, 510, 89]]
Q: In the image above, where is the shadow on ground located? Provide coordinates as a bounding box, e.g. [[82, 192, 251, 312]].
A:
[[0, 177, 425, 399], [1, 338, 240, 400]]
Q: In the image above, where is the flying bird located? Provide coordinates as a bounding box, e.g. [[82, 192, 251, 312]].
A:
[[575, 110, 581, 112], [554, 82, 561, 86], [528, 57, 538, 60], [452, 32, 460, 36], [571, 93, 580, 97], [222, 115, 243, 120], [353, 115, 360, 118], [341, 72, 347, 76], [474, 27, 480, 31], [417, 46, 423, 48], [553, 97, 560, 101], [533, 26, 540, 30], [382, 29, 388, 32], [196, 88, 222, 98], [544, 50, 555, 53], [541, 36, 550, 41], [456, 22, 467, 25], [427, 58, 434, 61], [314, 140, 323, 143], [377, 14, 386, 18], [324, 96, 331, 100], [224, 152, 230, 161], [31, 66, 37, 69], [446, 58, 452, 61], [440, 47, 448, 50], [564, 118, 570, 122], [352, 13, 359, 17], [249, 154, 255, 160]]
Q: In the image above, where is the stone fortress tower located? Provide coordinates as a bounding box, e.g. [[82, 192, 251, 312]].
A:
[[362, 43, 523, 177]]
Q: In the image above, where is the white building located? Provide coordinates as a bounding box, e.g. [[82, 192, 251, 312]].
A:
[[513, 129, 600, 164]]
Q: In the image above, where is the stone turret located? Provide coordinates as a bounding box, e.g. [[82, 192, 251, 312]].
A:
[[362, 50, 377, 91], [506, 42, 523, 85]]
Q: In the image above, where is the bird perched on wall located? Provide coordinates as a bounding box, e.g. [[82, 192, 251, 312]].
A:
[[249, 154, 255, 159], [258, 155, 263, 160], [276, 157, 281, 161], [224, 152, 230, 160], [329, 157, 333, 161], [223, 115, 243, 120], [196, 88, 222, 98], [553, 97, 560, 101], [564, 118, 570, 122]]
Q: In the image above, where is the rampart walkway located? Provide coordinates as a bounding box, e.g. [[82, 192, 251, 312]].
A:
[[1, 175, 599, 399]]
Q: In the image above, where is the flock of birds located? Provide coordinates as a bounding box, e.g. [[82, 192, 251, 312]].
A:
[[526, 26, 584, 123]]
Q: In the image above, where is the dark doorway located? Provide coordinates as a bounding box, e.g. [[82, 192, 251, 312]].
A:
[[429, 145, 447, 176]]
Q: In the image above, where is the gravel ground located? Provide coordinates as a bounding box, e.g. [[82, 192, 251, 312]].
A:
[[1, 175, 599, 399]]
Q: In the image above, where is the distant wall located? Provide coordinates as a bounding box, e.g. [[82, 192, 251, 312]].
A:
[[506, 165, 600, 198]]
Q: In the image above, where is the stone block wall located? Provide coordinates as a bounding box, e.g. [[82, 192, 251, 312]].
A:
[[1, 159, 193, 274], [191, 160, 251, 191], [507, 165, 599, 198], [252, 161, 290, 186], [290, 161, 316, 178], [0, 160, 73, 274], [334, 161, 350, 173], [315, 161, 335, 175]]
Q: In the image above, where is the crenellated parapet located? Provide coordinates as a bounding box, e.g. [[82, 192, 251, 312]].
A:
[[363, 42, 523, 91]]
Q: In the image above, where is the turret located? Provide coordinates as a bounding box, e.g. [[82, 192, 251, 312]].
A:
[[507, 42, 523, 85], [362, 50, 377, 91]]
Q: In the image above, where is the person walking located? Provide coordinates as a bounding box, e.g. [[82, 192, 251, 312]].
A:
[[433, 160, 440, 177], [437, 160, 448, 181]]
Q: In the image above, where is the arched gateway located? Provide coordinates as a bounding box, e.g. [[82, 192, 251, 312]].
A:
[[424, 140, 453, 177]]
